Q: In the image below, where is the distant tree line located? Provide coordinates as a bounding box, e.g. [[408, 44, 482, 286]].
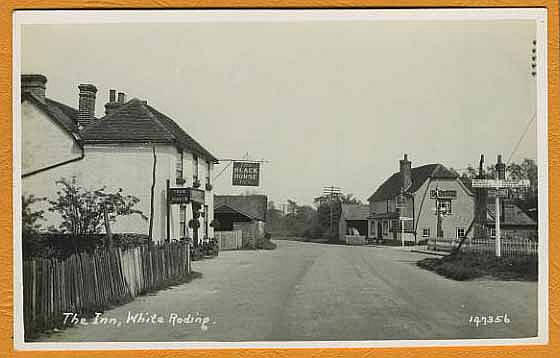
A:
[[266, 194, 364, 241]]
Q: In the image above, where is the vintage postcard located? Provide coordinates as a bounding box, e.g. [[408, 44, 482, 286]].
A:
[[12, 8, 549, 351]]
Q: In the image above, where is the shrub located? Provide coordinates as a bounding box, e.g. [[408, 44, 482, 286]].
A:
[[417, 253, 538, 281], [48, 177, 146, 236], [22, 195, 46, 237]]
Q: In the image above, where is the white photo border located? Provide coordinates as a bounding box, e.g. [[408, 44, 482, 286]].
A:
[[12, 7, 549, 351]]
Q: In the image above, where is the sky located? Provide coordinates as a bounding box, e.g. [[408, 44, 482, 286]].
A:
[[21, 18, 538, 207]]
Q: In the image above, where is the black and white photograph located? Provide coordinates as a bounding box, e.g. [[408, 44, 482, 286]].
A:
[[13, 9, 548, 350]]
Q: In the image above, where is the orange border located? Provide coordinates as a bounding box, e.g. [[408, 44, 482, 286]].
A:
[[1, 2, 558, 357]]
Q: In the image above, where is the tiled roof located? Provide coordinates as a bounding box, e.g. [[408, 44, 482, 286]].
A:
[[368, 164, 457, 202], [487, 202, 537, 227], [214, 195, 268, 221], [341, 204, 370, 221], [22, 92, 81, 137], [81, 98, 218, 162]]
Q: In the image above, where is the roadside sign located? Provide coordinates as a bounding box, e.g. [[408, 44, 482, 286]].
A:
[[471, 179, 530, 189], [488, 188, 509, 199]]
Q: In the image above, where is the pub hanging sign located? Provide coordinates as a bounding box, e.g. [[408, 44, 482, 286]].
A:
[[232, 161, 260, 186]]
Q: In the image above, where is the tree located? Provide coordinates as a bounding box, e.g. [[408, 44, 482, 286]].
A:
[[22, 195, 45, 237], [48, 177, 147, 236], [340, 193, 363, 205]]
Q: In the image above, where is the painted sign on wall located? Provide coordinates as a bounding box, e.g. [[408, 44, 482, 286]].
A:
[[232, 162, 260, 186], [430, 189, 457, 200]]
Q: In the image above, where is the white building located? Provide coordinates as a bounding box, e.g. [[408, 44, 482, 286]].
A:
[[21, 74, 218, 243], [367, 154, 475, 244]]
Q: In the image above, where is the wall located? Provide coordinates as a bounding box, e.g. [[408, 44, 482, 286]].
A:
[[413, 178, 475, 241], [22, 138, 215, 242], [21, 100, 79, 175]]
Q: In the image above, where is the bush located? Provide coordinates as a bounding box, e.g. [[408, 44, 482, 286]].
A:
[[22, 233, 150, 259], [417, 253, 538, 281], [48, 177, 146, 236]]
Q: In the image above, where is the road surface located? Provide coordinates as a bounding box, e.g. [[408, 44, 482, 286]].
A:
[[38, 239, 538, 342]]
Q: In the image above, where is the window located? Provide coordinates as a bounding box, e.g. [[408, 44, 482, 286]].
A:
[[193, 155, 199, 181], [382, 221, 388, 235], [179, 205, 187, 238], [438, 199, 452, 215], [206, 161, 211, 185], [423, 228, 430, 237], [176, 152, 184, 180], [457, 227, 466, 239], [489, 227, 496, 238]]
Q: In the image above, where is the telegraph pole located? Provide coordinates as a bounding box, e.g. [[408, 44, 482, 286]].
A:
[[323, 186, 341, 235]]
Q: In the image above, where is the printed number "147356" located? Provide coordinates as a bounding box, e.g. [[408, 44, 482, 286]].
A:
[[469, 314, 511, 327]]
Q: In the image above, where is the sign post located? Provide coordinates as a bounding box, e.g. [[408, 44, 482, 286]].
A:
[[471, 179, 530, 257], [396, 190, 413, 248]]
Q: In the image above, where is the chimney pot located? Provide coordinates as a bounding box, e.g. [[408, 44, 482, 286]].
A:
[[109, 89, 116, 103], [78, 83, 98, 129], [117, 92, 125, 104], [21, 74, 47, 103]]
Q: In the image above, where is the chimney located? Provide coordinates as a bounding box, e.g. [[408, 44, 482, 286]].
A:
[[117, 92, 126, 104], [496, 154, 506, 180], [104, 89, 121, 115], [77, 84, 97, 129], [21, 74, 47, 103], [399, 154, 412, 190]]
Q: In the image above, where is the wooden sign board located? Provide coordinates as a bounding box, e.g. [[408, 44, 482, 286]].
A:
[[232, 161, 260, 186], [190, 188, 205, 204], [488, 188, 509, 198], [168, 187, 190, 204], [167, 187, 205, 205], [430, 189, 457, 199], [472, 179, 530, 188]]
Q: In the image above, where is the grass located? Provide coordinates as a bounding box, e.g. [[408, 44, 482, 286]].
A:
[[417, 253, 538, 281]]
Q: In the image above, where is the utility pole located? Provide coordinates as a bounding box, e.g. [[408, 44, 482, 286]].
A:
[[323, 186, 341, 235]]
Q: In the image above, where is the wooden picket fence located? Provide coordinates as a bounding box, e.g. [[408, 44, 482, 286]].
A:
[[463, 238, 538, 257], [427, 237, 538, 256], [215, 230, 243, 250], [22, 241, 190, 338]]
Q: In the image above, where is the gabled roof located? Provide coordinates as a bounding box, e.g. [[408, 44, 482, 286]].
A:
[[22, 92, 81, 138], [341, 204, 370, 221], [487, 202, 537, 227], [214, 195, 268, 221], [81, 98, 218, 162], [368, 164, 457, 202]]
